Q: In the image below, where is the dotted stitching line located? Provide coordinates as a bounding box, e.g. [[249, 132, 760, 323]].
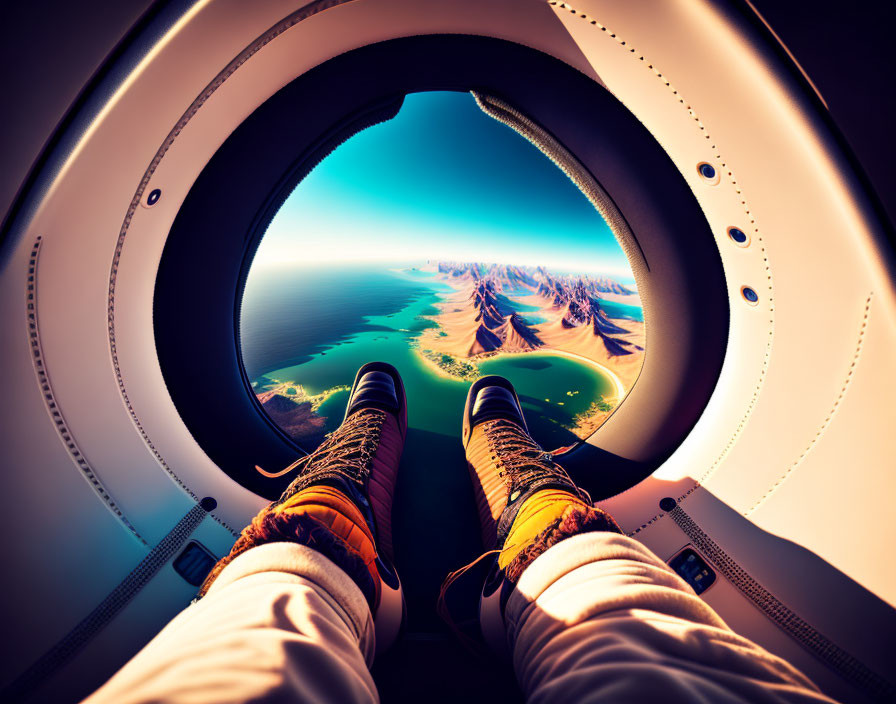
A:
[[3, 502, 209, 699], [633, 292, 874, 537], [747, 293, 873, 515], [26, 236, 147, 545], [473, 93, 642, 273], [669, 503, 895, 699], [107, 0, 353, 538], [548, 2, 776, 532]]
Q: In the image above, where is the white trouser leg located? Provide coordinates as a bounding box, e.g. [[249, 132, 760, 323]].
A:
[[82, 542, 378, 704], [505, 532, 835, 703]]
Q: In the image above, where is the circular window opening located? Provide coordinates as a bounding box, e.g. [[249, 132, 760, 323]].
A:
[[239, 91, 645, 464]]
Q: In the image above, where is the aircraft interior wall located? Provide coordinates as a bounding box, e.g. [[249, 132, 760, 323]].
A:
[[0, 2, 893, 702]]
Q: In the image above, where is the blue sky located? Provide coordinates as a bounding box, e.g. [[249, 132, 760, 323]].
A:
[[253, 91, 634, 281]]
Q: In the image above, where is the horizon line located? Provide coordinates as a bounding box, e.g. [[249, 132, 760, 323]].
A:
[[250, 257, 637, 280]]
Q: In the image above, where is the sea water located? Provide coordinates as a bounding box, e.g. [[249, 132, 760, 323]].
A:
[[241, 265, 618, 452]]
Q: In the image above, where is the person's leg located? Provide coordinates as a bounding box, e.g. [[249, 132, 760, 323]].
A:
[[83, 362, 407, 704], [83, 541, 379, 704], [461, 376, 835, 703]]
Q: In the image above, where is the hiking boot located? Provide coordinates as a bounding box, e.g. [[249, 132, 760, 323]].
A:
[[201, 362, 407, 654], [461, 376, 621, 656], [272, 360, 407, 564], [462, 375, 594, 559]]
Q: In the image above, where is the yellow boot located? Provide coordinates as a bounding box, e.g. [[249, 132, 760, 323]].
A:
[[459, 376, 621, 654]]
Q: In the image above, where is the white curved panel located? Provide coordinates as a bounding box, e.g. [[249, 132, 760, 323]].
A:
[[560, 0, 894, 612], [1, 0, 893, 699]]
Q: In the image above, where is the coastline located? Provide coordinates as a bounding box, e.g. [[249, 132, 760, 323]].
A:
[[412, 344, 625, 443], [256, 380, 350, 411], [530, 349, 625, 400], [411, 344, 624, 399], [414, 345, 478, 382], [599, 291, 642, 306]]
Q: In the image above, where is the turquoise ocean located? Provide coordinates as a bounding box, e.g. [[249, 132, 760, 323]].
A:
[[240, 265, 642, 451]]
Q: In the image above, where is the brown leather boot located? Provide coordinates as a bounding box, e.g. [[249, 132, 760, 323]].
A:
[[200, 362, 407, 653], [270, 361, 407, 566]]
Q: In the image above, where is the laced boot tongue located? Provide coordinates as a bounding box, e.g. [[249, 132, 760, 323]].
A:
[[488, 420, 567, 491], [484, 419, 590, 547], [275, 409, 386, 504]]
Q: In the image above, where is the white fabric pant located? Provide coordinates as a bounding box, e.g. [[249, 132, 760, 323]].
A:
[[83, 533, 835, 703]]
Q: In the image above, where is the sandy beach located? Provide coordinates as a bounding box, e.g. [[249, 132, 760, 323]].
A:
[[599, 291, 642, 306], [531, 349, 626, 399]]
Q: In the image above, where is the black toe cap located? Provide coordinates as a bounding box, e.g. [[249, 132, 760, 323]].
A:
[[347, 371, 399, 415], [471, 385, 524, 427]]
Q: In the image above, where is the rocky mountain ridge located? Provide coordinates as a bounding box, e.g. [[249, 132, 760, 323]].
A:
[[434, 261, 640, 358]]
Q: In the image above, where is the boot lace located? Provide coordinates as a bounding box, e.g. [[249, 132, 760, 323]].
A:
[[483, 419, 578, 494], [257, 409, 386, 500]]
